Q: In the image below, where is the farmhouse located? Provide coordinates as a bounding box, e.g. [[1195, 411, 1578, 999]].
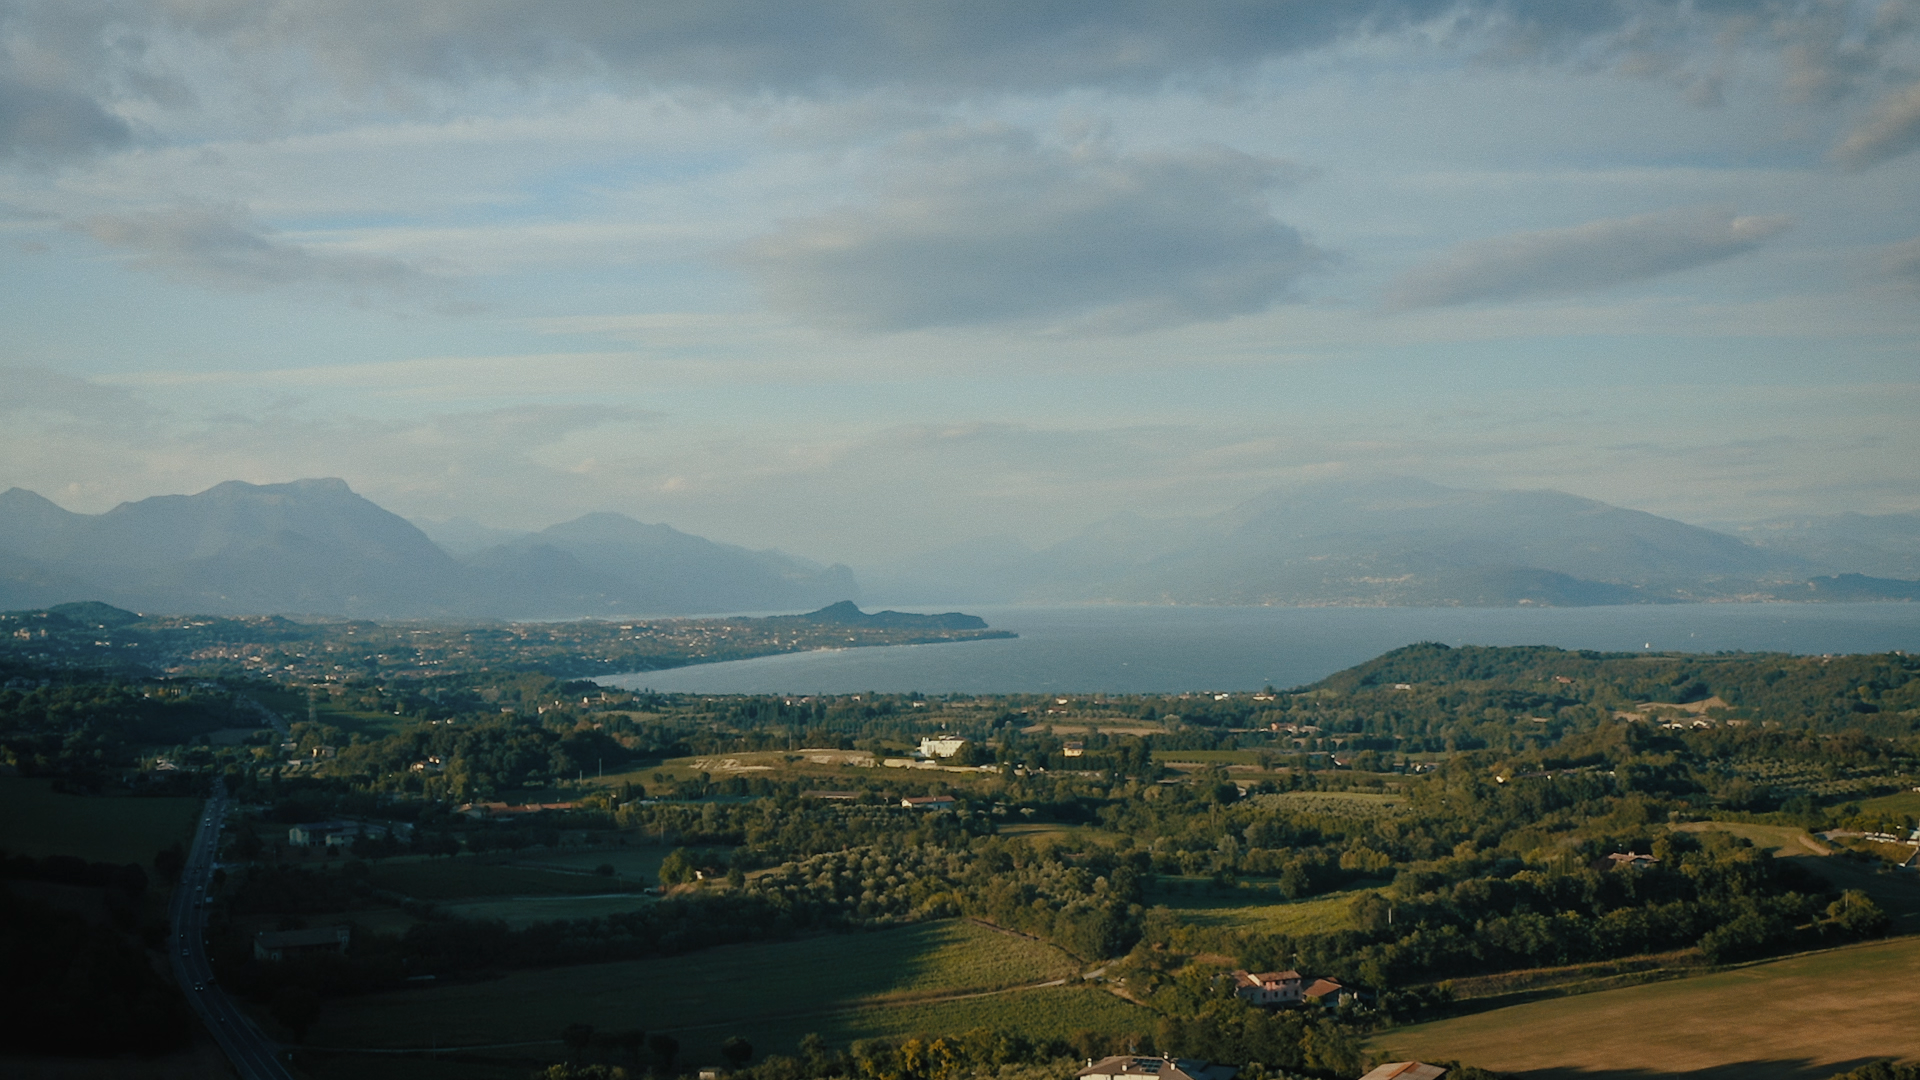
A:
[[1063, 741, 1086, 757], [1076, 1055, 1238, 1080], [1592, 851, 1659, 871], [918, 735, 968, 759], [1303, 977, 1364, 1006], [902, 795, 958, 810], [1231, 969, 1304, 1005], [254, 925, 350, 961], [1357, 1064, 1448, 1080]]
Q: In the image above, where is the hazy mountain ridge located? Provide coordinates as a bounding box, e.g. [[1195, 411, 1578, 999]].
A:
[[1725, 512, 1920, 580], [0, 479, 856, 618], [879, 478, 1909, 607], [2, 476, 1913, 616]]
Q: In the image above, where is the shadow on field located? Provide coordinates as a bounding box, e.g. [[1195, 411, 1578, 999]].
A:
[[1518, 1057, 1887, 1080]]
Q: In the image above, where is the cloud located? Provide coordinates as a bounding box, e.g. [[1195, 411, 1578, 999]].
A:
[[78, 203, 432, 297], [734, 128, 1328, 332], [1833, 80, 1920, 168], [7, 2, 1915, 155], [1387, 208, 1793, 308], [1884, 235, 1920, 283], [121, 2, 1920, 104], [0, 76, 131, 162]]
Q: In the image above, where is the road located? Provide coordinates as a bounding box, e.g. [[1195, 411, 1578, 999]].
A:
[[168, 786, 297, 1080]]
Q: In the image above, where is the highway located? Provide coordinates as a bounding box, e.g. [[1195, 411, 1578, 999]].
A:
[[168, 786, 298, 1080]]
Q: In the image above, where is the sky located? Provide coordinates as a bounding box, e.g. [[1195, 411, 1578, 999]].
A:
[[2, 1, 1918, 567]]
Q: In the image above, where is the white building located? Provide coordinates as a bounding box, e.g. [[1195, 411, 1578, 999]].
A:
[[918, 735, 968, 759]]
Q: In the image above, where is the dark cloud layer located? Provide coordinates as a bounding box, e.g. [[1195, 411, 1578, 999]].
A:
[[736, 129, 1326, 332], [1388, 208, 1792, 308], [0, 76, 130, 162], [5, 1, 1918, 158]]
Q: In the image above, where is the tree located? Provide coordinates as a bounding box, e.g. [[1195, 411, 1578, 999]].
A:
[[618, 1029, 648, 1065], [648, 1033, 679, 1073], [152, 842, 185, 884], [270, 985, 321, 1043], [721, 1036, 753, 1068], [658, 848, 696, 886]]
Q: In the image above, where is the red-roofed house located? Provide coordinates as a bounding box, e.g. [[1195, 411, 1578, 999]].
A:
[[1231, 969, 1304, 1005], [1356, 1064, 1448, 1080]]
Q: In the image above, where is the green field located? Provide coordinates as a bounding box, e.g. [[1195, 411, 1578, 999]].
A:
[[366, 857, 646, 901], [1148, 880, 1371, 935], [0, 778, 201, 867], [1376, 936, 1920, 1078], [1675, 819, 1829, 857], [1859, 790, 1920, 818], [1251, 791, 1405, 819], [509, 846, 673, 882], [1153, 749, 1265, 764], [439, 894, 656, 927], [303, 918, 1109, 1069]]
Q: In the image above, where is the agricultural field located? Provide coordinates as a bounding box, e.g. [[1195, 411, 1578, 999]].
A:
[[250, 687, 414, 740], [1859, 790, 1920, 819], [439, 894, 656, 927], [509, 846, 674, 883], [1252, 791, 1406, 818], [1145, 879, 1373, 936], [1375, 936, 1920, 1079], [0, 778, 201, 868], [1152, 749, 1265, 765], [1674, 820, 1830, 857], [300, 918, 1106, 1080], [366, 857, 646, 901]]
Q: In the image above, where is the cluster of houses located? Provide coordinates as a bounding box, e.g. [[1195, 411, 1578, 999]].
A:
[[1592, 850, 1659, 871], [1074, 1055, 1444, 1080], [454, 800, 578, 820], [286, 819, 413, 848], [1228, 969, 1365, 1009]]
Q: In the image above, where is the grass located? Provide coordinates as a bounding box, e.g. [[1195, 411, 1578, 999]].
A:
[[439, 895, 656, 927], [304, 919, 1096, 1063], [366, 858, 645, 901], [1374, 936, 1920, 1079], [1147, 880, 1373, 935], [1153, 749, 1265, 764], [845, 985, 1151, 1042], [0, 778, 201, 868], [1675, 819, 1828, 857], [1859, 790, 1920, 818], [507, 846, 673, 882]]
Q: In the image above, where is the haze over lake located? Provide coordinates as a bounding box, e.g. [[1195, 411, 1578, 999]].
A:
[[601, 603, 1920, 696]]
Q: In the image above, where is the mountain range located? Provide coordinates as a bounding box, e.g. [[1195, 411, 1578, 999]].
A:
[[0, 476, 1915, 618], [869, 477, 1920, 607], [0, 479, 854, 618]]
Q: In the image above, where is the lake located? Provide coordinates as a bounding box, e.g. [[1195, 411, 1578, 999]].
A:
[[597, 602, 1920, 696]]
